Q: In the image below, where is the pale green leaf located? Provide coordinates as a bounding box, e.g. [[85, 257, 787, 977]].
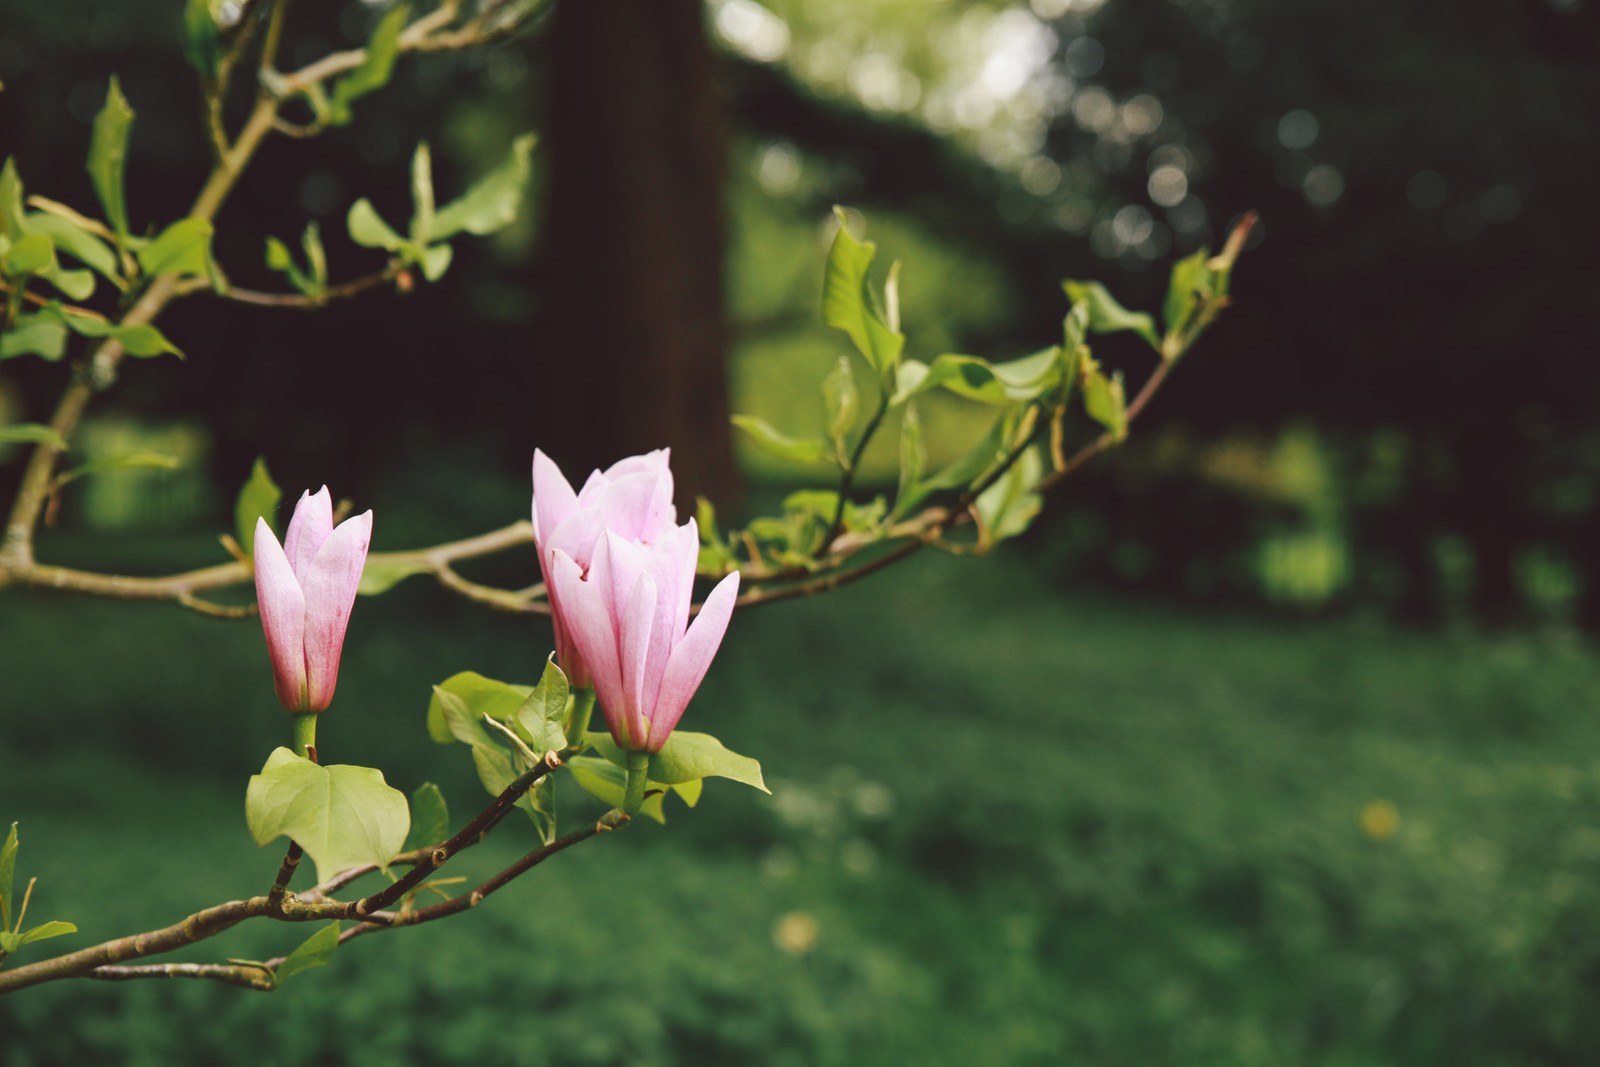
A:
[[822, 207, 904, 377], [328, 4, 409, 125], [892, 402, 924, 520], [409, 142, 435, 245], [54, 451, 180, 487], [1061, 279, 1160, 350], [511, 655, 570, 757], [731, 415, 828, 465], [274, 922, 339, 984], [1081, 357, 1127, 440], [136, 217, 212, 278], [3, 232, 56, 277], [347, 199, 405, 251], [87, 77, 134, 240], [974, 446, 1044, 545], [426, 672, 534, 744], [566, 756, 668, 823], [1163, 247, 1212, 338], [418, 243, 451, 282], [647, 731, 769, 793], [431, 133, 536, 240], [0, 424, 68, 449], [0, 315, 67, 361], [357, 558, 431, 596], [0, 822, 17, 932], [821, 355, 858, 459], [244, 748, 411, 884], [234, 456, 280, 560], [0, 157, 23, 237], [18, 920, 77, 946]]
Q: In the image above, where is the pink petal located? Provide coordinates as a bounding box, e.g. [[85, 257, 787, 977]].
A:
[[646, 570, 740, 751], [253, 518, 308, 711], [548, 548, 627, 742], [546, 507, 609, 573], [298, 510, 372, 711], [602, 447, 671, 481], [598, 470, 674, 544], [531, 450, 578, 545], [619, 570, 658, 749], [284, 487, 334, 580]]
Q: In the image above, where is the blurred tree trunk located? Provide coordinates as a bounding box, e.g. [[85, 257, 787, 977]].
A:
[[531, 0, 738, 507]]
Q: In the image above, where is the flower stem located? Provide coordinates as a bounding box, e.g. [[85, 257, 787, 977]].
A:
[[566, 688, 596, 749], [622, 750, 650, 815], [292, 714, 318, 760]]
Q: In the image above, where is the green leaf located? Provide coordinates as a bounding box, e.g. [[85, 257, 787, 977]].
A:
[[1, 822, 17, 932], [1061, 279, 1160, 350], [647, 731, 769, 793], [0, 424, 68, 449], [87, 77, 135, 241], [274, 922, 339, 984], [467, 744, 548, 830], [974, 447, 1044, 544], [403, 783, 449, 853], [244, 748, 411, 884], [892, 402, 925, 520], [357, 558, 431, 596], [567, 756, 668, 823], [53, 307, 181, 358], [1162, 247, 1212, 340], [182, 0, 221, 78], [328, 4, 409, 125], [18, 920, 77, 946], [409, 142, 435, 245], [1062, 300, 1089, 358], [909, 347, 1064, 406], [42, 267, 95, 302], [0, 931, 19, 955], [137, 217, 212, 278], [0, 314, 68, 361], [823, 207, 905, 378], [347, 199, 405, 251], [4, 232, 56, 277], [731, 415, 828, 465], [54, 451, 180, 488], [234, 456, 280, 559], [431, 133, 536, 240], [417, 243, 452, 282], [511, 656, 570, 757], [821, 355, 858, 461], [1080, 356, 1127, 441], [301, 222, 328, 292], [920, 408, 1024, 497], [0, 157, 24, 237], [426, 672, 534, 744]]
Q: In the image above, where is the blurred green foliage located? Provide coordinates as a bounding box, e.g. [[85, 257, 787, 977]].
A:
[[6, 522, 1600, 1063]]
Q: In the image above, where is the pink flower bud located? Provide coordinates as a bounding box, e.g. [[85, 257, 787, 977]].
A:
[[547, 518, 738, 751], [253, 487, 373, 713], [531, 448, 676, 688]]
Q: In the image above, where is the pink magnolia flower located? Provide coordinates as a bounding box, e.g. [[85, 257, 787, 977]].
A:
[[547, 518, 739, 751], [253, 487, 373, 713], [531, 448, 676, 688]]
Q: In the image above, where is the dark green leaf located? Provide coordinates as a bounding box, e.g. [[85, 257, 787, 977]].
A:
[[137, 217, 213, 278], [1061, 279, 1160, 350], [403, 783, 449, 853], [182, 0, 221, 78], [647, 731, 769, 793], [244, 747, 411, 884], [18, 920, 77, 946], [431, 134, 536, 240], [731, 415, 828, 465], [274, 922, 340, 984], [87, 77, 134, 240], [822, 206, 904, 377], [328, 4, 409, 125], [0, 424, 68, 449]]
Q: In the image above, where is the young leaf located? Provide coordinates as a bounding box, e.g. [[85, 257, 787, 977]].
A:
[[431, 134, 536, 240], [0, 157, 23, 237], [731, 415, 828, 465], [1, 314, 67, 361], [347, 200, 406, 251], [409, 142, 435, 245], [403, 783, 449, 853], [892, 402, 925, 519], [974, 446, 1044, 545], [245, 748, 411, 884], [418, 243, 451, 282], [182, 0, 222, 78], [54, 452, 180, 488], [566, 756, 668, 824], [233, 456, 280, 560], [357, 558, 431, 596], [0, 424, 68, 449], [25, 212, 122, 286], [511, 655, 570, 757], [1080, 355, 1127, 440], [3, 232, 56, 277], [301, 222, 328, 291], [18, 920, 77, 946], [53, 308, 182, 358], [822, 207, 904, 378], [1061, 279, 1160, 350], [327, 4, 410, 125], [909, 348, 1063, 406], [426, 672, 535, 743], [1162, 247, 1213, 343], [647, 731, 769, 793], [87, 77, 135, 241], [821, 355, 859, 461], [137, 217, 213, 278], [1, 822, 16, 932], [274, 922, 340, 984]]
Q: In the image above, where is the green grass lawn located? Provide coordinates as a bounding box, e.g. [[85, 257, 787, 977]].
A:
[[5, 545, 1600, 1065]]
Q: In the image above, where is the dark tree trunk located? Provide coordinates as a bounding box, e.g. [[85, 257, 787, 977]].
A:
[[531, 0, 738, 507]]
